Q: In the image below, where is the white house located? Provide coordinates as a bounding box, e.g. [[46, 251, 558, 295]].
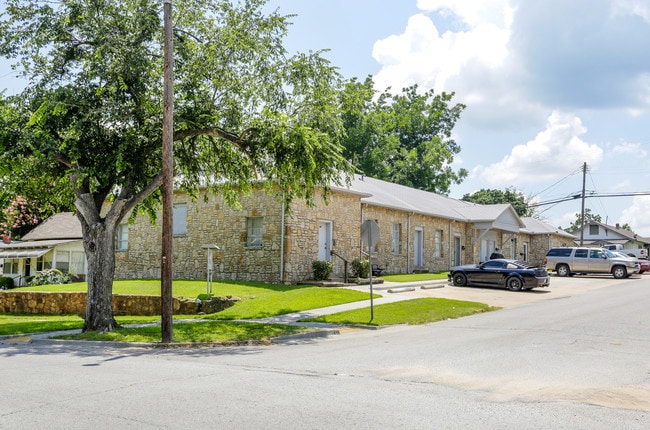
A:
[[0, 212, 86, 286]]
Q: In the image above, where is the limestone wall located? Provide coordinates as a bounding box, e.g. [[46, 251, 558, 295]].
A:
[[115, 188, 364, 284], [0, 291, 238, 315], [361, 207, 470, 273], [285, 191, 362, 282], [115, 190, 285, 283]]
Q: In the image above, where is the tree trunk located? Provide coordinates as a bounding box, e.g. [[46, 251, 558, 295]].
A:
[[80, 215, 120, 332]]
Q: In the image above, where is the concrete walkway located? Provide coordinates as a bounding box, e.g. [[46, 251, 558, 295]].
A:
[[247, 279, 449, 326]]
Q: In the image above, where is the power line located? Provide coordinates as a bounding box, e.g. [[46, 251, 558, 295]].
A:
[[528, 191, 650, 208]]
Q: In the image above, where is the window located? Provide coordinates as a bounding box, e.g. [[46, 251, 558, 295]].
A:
[[434, 230, 443, 258], [574, 249, 588, 258], [4, 259, 19, 274], [70, 251, 86, 276], [589, 249, 605, 259], [589, 224, 599, 235], [173, 203, 187, 235], [246, 217, 263, 248], [392, 223, 401, 254], [483, 260, 505, 269], [547, 248, 572, 257], [117, 224, 129, 251], [55, 251, 70, 272], [522, 242, 529, 261], [37, 254, 53, 271]]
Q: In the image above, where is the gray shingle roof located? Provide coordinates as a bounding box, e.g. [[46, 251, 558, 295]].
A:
[[520, 217, 576, 238], [341, 174, 523, 226], [21, 212, 82, 241]]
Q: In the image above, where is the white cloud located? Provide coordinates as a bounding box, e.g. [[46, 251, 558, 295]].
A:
[[417, 0, 514, 28], [620, 196, 650, 236], [610, 141, 647, 157], [473, 112, 603, 186], [611, 0, 650, 22], [372, 2, 511, 94]]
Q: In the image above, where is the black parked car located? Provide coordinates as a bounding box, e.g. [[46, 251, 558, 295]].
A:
[[448, 259, 550, 291]]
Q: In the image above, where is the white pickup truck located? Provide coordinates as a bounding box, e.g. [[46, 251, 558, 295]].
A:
[[602, 244, 648, 260]]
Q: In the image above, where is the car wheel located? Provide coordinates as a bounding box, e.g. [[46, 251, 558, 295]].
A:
[[612, 266, 627, 279], [506, 277, 522, 291], [452, 273, 467, 286], [556, 264, 570, 277]]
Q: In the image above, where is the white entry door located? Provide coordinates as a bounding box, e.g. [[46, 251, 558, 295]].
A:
[[414, 227, 423, 267], [318, 221, 332, 261]]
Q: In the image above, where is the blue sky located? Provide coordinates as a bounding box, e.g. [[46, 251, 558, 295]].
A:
[[2, 0, 650, 235], [267, 0, 650, 235]]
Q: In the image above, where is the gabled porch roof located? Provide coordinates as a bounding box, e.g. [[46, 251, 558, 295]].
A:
[[0, 239, 81, 259]]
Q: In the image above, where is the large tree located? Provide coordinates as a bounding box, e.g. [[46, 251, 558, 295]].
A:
[[339, 77, 467, 194], [0, 0, 352, 332], [462, 188, 535, 218]]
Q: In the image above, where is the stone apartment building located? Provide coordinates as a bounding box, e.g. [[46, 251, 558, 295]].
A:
[[112, 174, 574, 284]]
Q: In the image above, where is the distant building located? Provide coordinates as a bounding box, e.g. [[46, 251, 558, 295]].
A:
[[570, 221, 650, 258]]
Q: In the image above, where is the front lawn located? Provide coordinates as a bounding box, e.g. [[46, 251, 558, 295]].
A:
[[1, 279, 378, 336], [53, 320, 313, 344], [2, 279, 500, 343], [301, 298, 499, 326]]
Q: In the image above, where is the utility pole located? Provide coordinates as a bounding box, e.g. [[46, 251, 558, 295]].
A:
[[161, 0, 174, 343], [579, 162, 587, 246]]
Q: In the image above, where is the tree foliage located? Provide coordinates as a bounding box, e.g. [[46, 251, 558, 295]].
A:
[[565, 208, 602, 233], [0, 195, 54, 240], [461, 188, 534, 217], [339, 77, 467, 194], [0, 0, 352, 332]]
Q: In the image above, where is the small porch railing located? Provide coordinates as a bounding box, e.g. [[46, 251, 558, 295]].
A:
[[329, 250, 349, 283]]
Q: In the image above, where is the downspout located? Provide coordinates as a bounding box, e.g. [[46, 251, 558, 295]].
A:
[[360, 204, 365, 258], [280, 202, 286, 284], [448, 219, 453, 269], [407, 213, 413, 273]]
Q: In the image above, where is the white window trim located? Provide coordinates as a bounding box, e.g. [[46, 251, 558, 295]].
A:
[[246, 217, 263, 249], [117, 224, 129, 251]]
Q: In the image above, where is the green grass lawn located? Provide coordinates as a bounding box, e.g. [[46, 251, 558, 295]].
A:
[[2, 278, 497, 343], [301, 298, 500, 326], [1, 279, 376, 338], [53, 320, 313, 344]]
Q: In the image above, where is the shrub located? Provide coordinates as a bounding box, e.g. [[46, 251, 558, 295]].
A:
[[312, 260, 333, 281], [29, 269, 71, 286], [0, 276, 14, 290], [351, 258, 370, 278]]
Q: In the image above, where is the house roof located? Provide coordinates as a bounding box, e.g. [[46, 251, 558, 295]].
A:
[[520, 217, 576, 238], [341, 174, 525, 231], [573, 221, 650, 245], [21, 212, 82, 241], [0, 239, 81, 258]]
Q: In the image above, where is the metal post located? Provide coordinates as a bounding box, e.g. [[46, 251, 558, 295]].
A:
[[161, 0, 174, 343], [579, 162, 586, 246], [369, 235, 374, 322]]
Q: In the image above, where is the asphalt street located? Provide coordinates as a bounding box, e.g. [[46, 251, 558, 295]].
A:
[[1, 274, 649, 429]]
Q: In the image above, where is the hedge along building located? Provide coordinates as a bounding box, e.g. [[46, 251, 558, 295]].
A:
[[113, 174, 574, 284]]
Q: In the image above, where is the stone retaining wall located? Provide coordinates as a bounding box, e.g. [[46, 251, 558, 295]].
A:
[[0, 291, 238, 316]]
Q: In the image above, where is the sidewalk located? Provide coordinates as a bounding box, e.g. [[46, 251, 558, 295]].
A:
[[247, 279, 449, 326]]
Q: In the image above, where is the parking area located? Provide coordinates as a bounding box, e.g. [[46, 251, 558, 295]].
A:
[[369, 273, 648, 309]]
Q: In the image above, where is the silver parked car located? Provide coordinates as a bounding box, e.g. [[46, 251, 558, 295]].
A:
[[544, 247, 639, 279]]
